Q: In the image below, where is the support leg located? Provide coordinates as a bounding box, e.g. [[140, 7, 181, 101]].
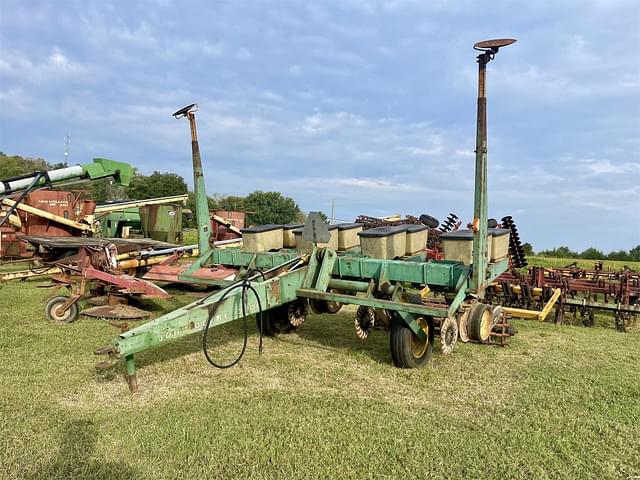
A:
[[125, 354, 138, 393]]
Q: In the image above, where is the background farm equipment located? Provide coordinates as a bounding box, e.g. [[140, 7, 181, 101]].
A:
[[43, 240, 173, 323], [0, 157, 190, 262], [0, 236, 183, 283], [94, 39, 521, 393], [1, 158, 132, 259], [0, 158, 132, 260], [96, 194, 188, 241], [484, 214, 640, 331], [491, 263, 639, 331], [211, 210, 244, 241]]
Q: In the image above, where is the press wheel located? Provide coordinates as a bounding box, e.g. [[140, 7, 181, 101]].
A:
[[468, 304, 493, 342], [355, 305, 375, 340]]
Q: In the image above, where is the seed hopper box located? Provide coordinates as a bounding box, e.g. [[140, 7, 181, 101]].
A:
[[358, 226, 407, 259], [489, 228, 510, 262], [404, 224, 429, 255], [336, 223, 363, 250], [441, 229, 492, 265], [241, 224, 284, 252], [282, 224, 303, 248]]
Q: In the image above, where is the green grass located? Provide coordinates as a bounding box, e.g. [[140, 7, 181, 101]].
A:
[[0, 278, 638, 480], [527, 255, 640, 271]]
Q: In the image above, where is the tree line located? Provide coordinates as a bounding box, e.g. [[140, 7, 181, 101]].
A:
[[0, 153, 302, 227], [535, 245, 640, 262]]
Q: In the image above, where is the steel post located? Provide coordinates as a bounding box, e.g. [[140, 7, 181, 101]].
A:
[[469, 39, 516, 294], [471, 52, 489, 294], [186, 111, 213, 258]]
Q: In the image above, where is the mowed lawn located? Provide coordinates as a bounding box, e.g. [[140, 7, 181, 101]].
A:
[[0, 275, 638, 480]]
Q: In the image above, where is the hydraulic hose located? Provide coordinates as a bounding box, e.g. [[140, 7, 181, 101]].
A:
[[202, 278, 264, 369]]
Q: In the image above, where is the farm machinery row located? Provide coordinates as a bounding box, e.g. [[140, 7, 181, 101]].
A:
[[94, 39, 522, 393], [490, 262, 639, 332]]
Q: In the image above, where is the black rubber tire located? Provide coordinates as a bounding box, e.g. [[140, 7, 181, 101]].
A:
[[255, 306, 296, 337], [308, 299, 328, 314], [390, 316, 434, 369], [419, 214, 439, 229], [487, 218, 498, 228], [467, 304, 492, 342], [45, 296, 79, 325], [324, 300, 343, 314], [308, 298, 343, 314]]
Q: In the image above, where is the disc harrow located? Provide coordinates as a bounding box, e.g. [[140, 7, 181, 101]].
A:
[[501, 216, 528, 268]]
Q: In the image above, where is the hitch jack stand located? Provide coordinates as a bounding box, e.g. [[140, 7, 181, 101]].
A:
[[125, 355, 138, 393]]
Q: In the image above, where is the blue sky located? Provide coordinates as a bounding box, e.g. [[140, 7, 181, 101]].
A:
[[0, 0, 638, 251]]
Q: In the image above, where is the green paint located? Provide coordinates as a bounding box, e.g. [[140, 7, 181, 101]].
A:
[[83, 158, 134, 186]]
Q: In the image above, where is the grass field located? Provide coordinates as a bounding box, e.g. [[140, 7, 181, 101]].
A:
[[0, 262, 639, 479], [526, 255, 640, 271]]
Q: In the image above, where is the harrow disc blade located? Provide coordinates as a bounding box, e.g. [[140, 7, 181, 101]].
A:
[[82, 305, 151, 320]]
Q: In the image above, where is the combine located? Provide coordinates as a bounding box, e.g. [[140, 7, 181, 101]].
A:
[[94, 39, 521, 392]]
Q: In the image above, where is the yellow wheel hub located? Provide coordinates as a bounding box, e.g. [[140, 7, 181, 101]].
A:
[[480, 309, 493, 341], [411, 317, 430, 357]]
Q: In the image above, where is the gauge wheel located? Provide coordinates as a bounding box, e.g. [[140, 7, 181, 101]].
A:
[[309, 298, 343, 314], [458, 309, 471, 343], [390, 316, 434, 368], [308, 299, 327, 314], [468, 304, 493, 342], [45, 296, 79, 325]]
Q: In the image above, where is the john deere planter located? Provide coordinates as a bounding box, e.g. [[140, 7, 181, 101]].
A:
[[96, 39, 519, 392]]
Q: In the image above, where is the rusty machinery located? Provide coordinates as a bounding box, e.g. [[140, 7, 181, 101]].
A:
[[490, 261, 639, 332], [41, 237, 173, 323], [1, 158, 133, 259]]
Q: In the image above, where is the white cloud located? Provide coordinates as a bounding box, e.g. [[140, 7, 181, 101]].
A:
[[578, 159, 640, 176], [0, 47, 86, 82]]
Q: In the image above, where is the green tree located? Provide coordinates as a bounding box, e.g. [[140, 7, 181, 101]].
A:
[[216, 195, 245, 212], [629, 245, 640, 262], [522, 242, 534, 256], [87, 178, 128, 202], [607, 250, 630, 261], [0, 152, 48, 178], [538, 246, 578, 258], [580, 247, 604, 260], [185, 191, 219, 228], [243, 191, 301, 225], [126, 171, 188, 200]]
